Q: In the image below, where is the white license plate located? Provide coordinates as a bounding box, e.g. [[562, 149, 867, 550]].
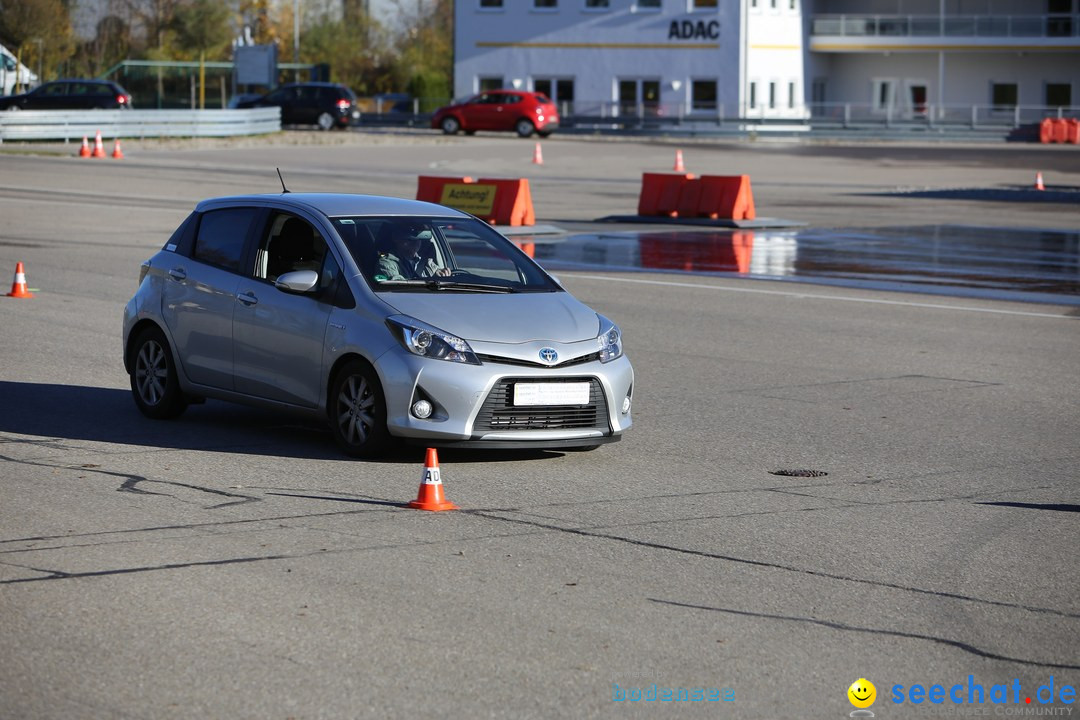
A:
[[513, 382, 590, 406]]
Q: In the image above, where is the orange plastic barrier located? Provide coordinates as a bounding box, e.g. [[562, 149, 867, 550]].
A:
[[1039, 118, 1055, 144], [1053, 118, 1070, 143], [416, 175, 535, 226], [697, 175, 756, 221], [1066, 118, 1080, 144], [638, 173, 694, 217], [637, 173, 756, 220]]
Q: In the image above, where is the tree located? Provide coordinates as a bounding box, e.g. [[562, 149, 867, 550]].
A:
[[390, 0, 452, 109], [0, 0, 75, 82], [172, 0, 232, 108]]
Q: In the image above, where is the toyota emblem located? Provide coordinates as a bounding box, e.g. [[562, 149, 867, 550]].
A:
[[539, 347, 558, 364]]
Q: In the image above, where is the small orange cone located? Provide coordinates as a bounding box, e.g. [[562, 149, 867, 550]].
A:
[[78, 136, 91, 158], [408, 448, 458, 511], [673, 149, 686, 172], [6, 262, 34, 298], [532, 142, 543, 165], [1035, 171, 1045, 191], [92, 130, 106, 158], [111, 139, 124, 159]]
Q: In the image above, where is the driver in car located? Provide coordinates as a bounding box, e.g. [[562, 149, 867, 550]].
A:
[[377, 226, 451, 280]]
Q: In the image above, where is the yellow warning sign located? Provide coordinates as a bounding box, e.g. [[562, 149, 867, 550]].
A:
[[440, 183, 497, 215]]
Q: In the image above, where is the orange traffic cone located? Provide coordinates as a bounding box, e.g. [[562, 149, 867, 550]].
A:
[[111, 139, 124, 159], [532, 142, 543, 165], [408, 448, 458, 511], [78, 136, 91, 158], [6, 262, 34, 298], [673, 149, 686, 172], [92, 130, 106, 158], [1035, 172, 1045, 191]]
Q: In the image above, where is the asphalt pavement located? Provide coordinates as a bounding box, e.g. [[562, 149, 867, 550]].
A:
[[0, 133, 1077, 719]]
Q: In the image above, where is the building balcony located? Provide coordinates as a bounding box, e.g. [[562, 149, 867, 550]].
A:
[[811, 14, 1080, 51]]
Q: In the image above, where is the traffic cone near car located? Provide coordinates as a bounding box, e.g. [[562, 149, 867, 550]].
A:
[[532, 142, 544, 165], [1035, 171, 1045, 191], [673, 149, 686, 172], [111, 139, 124, 159], [6, 262, 34, 298], [408, 448, 458, 511], [92, 130, 106, 158], [78, 136, 91, 157]]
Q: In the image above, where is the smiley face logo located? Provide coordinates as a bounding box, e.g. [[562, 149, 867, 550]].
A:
[[848, 678, 876, 709]]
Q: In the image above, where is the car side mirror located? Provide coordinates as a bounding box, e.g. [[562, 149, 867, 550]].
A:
[[274, 270, 319, 293]]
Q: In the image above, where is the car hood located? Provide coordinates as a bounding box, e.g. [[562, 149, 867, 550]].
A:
[[381, 292, 600, 344]]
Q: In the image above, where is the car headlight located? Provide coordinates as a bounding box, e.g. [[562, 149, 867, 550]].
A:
[[596, 315, 623, 363], [387, 315, 480, 365]]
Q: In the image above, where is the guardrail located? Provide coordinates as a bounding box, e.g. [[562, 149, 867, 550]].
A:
[[811, 13, 1080, 38], [0, 107, 281, 142]]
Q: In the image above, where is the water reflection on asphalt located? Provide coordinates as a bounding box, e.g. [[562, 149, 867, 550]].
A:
[[520, 225, 1080, 306]]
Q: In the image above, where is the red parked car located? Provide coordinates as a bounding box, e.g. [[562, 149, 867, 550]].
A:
[[432, 90, 559, 138]]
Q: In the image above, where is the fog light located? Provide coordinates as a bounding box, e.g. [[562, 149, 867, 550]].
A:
[[621, 396, 632, 414], [412, 400, 433, 419]]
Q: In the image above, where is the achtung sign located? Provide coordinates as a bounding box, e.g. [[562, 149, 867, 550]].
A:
[[440, 183, 497, 215]]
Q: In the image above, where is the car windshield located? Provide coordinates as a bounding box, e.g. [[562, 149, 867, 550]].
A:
[[332, 216, 560, 294]]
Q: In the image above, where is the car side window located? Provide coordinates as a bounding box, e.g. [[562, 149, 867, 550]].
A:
[[254, 213, 328, 283], [41, 83, 67, 96], [193, 208, 257, 272]]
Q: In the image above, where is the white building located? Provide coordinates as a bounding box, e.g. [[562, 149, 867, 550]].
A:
[[453, 0, 1080, 121]]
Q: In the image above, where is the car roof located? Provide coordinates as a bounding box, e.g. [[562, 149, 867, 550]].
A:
[[194, 193, 471, 219]]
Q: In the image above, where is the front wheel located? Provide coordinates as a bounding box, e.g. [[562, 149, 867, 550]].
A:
[[515, 119, 535, 138], [329, 360, 390, 458], [317, 112, 335, 131], [129, 326, 188, 419], [441, 116, 461, 135]]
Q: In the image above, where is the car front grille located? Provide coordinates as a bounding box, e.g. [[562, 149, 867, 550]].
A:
[[476, 352, 599, 369], [473, 377, 609, 432]]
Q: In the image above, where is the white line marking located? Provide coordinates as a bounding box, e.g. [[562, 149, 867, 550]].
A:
[[571, 274, 1079, 320]]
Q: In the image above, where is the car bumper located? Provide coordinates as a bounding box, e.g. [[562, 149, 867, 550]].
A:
[[376, 350, 634, 449]]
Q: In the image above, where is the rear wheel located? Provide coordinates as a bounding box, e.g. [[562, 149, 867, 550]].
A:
[[317, 112, 335, 131], [441, 116, 461, 135], [515, 119, 535, 138], [329, 360, 390, 458], [129, 326, 188, 419]]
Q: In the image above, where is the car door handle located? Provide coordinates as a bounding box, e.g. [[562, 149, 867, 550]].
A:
[[168, 268, 186, 281], [236, 291, 258, 306]]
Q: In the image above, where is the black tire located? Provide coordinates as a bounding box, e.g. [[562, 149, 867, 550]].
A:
[[441, 116, 461, 135], [129, 326, 188, 419], [329, 360, 390, 458], [515, 119, 535, 138]]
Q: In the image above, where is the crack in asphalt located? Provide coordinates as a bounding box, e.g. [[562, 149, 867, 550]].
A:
[[649, 599, 1080, 671]]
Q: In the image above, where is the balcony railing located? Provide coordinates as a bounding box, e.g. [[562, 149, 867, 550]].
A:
[[812, 14, 1080, 39]]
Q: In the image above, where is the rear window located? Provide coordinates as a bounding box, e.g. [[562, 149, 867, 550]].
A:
[[534, 93, 552, 104], [193, 208, 258, 272]]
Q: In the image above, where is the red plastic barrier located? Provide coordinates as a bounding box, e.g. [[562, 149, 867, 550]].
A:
[[637, 173, 756, 220], [1065, 118, 1080, 144], [1053, 118, 1070, 143], [476, 178, 535, 226], [417, 175, 475, 204], [638, 173, 694, 217]]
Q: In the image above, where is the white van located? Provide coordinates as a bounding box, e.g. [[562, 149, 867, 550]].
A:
[[0, 44, 39, 97]]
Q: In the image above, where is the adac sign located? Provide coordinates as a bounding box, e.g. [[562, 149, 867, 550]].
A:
[[668, 19, 721, 40]]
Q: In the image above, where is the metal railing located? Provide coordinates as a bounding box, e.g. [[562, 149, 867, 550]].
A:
[[812, 13, 1080, 38], [0, 107, 281, 142]]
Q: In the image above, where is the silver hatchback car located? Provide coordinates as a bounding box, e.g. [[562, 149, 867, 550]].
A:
[[123, 193, 633, 457]]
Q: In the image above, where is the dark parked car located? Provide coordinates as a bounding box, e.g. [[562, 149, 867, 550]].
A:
[[235, 82, 359, 130], [432, 90, 559, 138], [0, 79, 132, 110]]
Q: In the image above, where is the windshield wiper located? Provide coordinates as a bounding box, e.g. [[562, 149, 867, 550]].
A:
[[423, 279, 516, 293]]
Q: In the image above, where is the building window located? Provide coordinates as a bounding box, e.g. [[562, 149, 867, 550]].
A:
[[749, 82, 757, 110], [691, 80, 718, 111], [479, 0, 504, 7], [479, 76, 504, 92], [1046, 83, 1072, 108], [872, 79, 896, 112], [534, 78, 575, 108], [788, 81, 796, 108], [634, 0, 661, 9], [534, 0, 557, 7], [693, 0, 719, 7], [585, 0, 609, 7], [768, 81, 776, 109], [991, 82, 1018, 111]]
